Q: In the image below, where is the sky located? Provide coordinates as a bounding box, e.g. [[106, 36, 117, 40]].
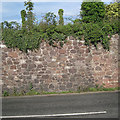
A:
[[0, 0, 114, 24]]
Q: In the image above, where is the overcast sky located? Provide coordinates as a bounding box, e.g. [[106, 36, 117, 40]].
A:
[[0, 0, 113, 23]]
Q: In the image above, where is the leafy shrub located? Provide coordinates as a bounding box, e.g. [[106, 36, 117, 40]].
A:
[[80, 0, 105, 23], [71, 23, 84, 39], [55, 24, 73, 36], [109, 19, 120, 34], [3, 91, 9, 97], [105, 2, 120, 20], [1, 0, 119, 52], [83, 23, 104, 47], [88, 87, 97, 92], [26, 90, 40, 95], [58, 9, 64, 25], [43, 12, 57, 25]]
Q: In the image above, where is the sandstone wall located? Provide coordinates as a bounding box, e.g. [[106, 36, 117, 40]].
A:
[[1, 34, 119, 94]]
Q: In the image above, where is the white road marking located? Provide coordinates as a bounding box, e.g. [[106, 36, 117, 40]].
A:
[[1, 111, 107, 118]]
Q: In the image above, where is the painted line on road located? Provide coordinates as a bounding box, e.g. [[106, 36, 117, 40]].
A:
[[1, 111, 107, 118]]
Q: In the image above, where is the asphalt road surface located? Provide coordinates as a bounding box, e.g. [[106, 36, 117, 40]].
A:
[[1, 91, 120, 120]]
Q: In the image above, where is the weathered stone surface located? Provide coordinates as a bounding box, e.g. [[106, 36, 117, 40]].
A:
[[28, 64, 36, 69], [95, 66, 102, 71], [42, 75, 49, 79], [2, 34, 119, 94], [10, 65, 16, 69], [69, 36, 75, 40], [7, 59, 13, 65], [70, 49, 76, 53], [22, 64, 27, 68], [59, 85, 65, 90], [67, 83, 72, 88], [49, 84, 54, 89], [69, 68, 77, 74], [37, 64, 43, 68], [59, 49, 66, 54], [8, 52, 18, 58]]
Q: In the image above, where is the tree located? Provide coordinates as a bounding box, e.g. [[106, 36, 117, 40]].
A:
[[2, 21, 20, 29], [21, 10, 26, 28], [80, 0, 105, 23], [43, 12, 57, 25], [105, 2, 120, 20], [22, 0, 35, 30], [58, 9, 64, 25]]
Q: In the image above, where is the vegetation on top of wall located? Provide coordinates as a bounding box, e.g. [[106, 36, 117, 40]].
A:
[[80, 0, 106, 23], [105, 2, 120, 20], [58, 9, 64, 25], [1, 0, 120, 52]]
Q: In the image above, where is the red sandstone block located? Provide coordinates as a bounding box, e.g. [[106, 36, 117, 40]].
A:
[[78, 42, 83, 46], [59, 49, 66, 54], [66, 41, 72, 45], [73, 41, 77, 45], [86, 48, 90, 53], [8, 52, 18, 58], [81, 46, 87, 48], [93, 56, 100, 61], [22, 64, 27, 68], [10, 65, 16, 69]]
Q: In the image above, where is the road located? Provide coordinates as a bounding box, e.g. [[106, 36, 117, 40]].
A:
[[1, 91, 119, 119]]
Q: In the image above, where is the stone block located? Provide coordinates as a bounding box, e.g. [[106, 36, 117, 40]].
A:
[[10, 65, 16, 69], [8, 52, 18, 58], [70, 49, 76, 53], [42, 75, 49, 79], [67, 83, 72, 88], [95, 66, 102, 71], [59, 85, 65, 90], [49, 84, 54, 89], [7, 59, 13, 65], [59, 49, 66, 54], [69, 68, 77, 74], [48, 62, 58, 67], [37, 64, 43, 68], [22, 64, 27, 68], [28, 64, 36, 69]]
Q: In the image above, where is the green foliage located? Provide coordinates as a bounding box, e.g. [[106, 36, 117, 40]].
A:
[[83, 23, 105, 48], [3, 91, 9, 97], [77, 84, 120, 93], [13, 87, 17, 96], [21, 10, 26, 28], [24, 0, 34, 12], [1, 21, 20, 29], [72, 19, 82, 24], [2, 85, 120, 97], [58, 9, 64, 25], [105, 2, 120, 20], [39, 21, 48, 33], [1, 0, 119, 52], [2, 28, 42, 52], [26, 90, 40, 95], [55, 24, 73, 36], [80, 1, 105, 23], [43, 12, 57, 25], [22, 0, 35, 30], [29, 82, 33, 91]]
